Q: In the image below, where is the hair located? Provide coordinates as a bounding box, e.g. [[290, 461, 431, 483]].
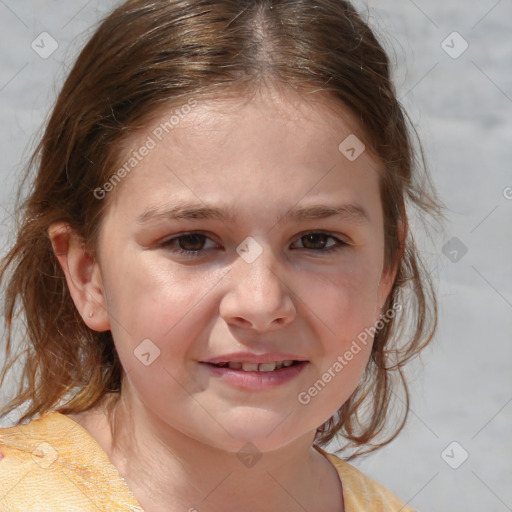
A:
[[0, 0, 444, 458]]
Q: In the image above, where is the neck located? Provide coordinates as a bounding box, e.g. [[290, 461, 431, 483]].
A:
[[102, 386, 344, 512]]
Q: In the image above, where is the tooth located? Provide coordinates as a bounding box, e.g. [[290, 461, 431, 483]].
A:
[[258, 362, 277, 372], [275, 362, 284, 370], [228, 362, 242, 370], [282, 360, 294, 367], [242, 363, 259, 371]]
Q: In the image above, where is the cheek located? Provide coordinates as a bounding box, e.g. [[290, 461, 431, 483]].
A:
[[104, 251, 189, 325], [101, 254, 223, 368], [295, 270, 377, 417], [304, 259, 383, 330], [103, 262, 214, 417], [300, 259, 381, 381]]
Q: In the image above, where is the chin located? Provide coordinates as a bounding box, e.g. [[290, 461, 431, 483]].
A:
[[192, 411, 312, 454]]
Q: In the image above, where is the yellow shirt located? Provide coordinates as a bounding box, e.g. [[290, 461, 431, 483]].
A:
[[0, 412, 415, 511]]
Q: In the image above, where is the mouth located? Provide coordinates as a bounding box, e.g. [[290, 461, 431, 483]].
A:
[[200, 355, 308, 390], [206, 360, 302, 372]]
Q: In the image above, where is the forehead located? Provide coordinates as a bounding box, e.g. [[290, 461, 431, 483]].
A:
[[151, 88, 370, 162], [105, 88, 383, 226]]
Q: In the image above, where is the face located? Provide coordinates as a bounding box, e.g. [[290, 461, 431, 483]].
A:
[[91, 87, 395, 453]]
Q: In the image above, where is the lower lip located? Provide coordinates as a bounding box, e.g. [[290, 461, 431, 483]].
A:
[[200, 362, 308, 390]]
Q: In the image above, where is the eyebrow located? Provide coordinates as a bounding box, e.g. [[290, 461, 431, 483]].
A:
[[137, 201, 370, 225]]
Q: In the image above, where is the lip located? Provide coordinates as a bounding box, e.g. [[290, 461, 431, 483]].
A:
[[202, 352, 308, 365], [199, 352, 309, 390]]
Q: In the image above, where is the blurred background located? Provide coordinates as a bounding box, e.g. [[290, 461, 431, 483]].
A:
[[0, 1, 511, 510]]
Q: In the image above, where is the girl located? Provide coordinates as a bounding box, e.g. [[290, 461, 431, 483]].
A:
[[0, 0, 443, 510]]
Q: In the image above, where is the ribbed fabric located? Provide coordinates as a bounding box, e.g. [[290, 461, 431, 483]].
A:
[[0, 412, 414, 511]]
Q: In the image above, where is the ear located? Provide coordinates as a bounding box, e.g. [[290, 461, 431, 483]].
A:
[[48, 222, 110, 332], [376, 217, 408, 319]]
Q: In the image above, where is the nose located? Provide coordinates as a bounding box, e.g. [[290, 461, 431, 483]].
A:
[[219, 246, 296, 332]]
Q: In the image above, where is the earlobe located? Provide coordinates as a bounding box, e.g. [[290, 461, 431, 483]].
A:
[[48, 222, 110, 332]]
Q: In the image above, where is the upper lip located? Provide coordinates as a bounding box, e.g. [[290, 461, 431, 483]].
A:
[[201, 352, 308, 364]]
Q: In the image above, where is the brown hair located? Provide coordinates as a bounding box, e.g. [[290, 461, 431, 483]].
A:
[[0, 0, 444, 457]]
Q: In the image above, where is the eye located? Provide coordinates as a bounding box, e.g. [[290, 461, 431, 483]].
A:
[[292, 232, 346, 253], [161, 233, 218, 257], [161, 231, 348, 259]]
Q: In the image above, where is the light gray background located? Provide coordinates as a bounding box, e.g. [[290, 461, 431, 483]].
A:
[[0, 1, 511, 511]]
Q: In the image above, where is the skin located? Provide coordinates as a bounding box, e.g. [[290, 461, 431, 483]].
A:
[[49, 86, 401, 512]]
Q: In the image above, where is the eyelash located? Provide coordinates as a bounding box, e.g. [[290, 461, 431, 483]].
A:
[[160, 232, 347, 258]]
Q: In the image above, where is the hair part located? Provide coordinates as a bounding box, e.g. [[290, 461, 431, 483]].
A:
[[0, 0, 444, 458]]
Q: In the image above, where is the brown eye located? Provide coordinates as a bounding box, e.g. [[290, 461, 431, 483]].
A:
[[296, 233, 344, 251], [301, 233, 331, 250], [175, 234, 207, 251], [161, 233, 218, 258]]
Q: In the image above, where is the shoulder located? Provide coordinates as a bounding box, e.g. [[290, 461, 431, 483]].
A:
[[0, 412, 143, 511], [315, 446, 416, 512]]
